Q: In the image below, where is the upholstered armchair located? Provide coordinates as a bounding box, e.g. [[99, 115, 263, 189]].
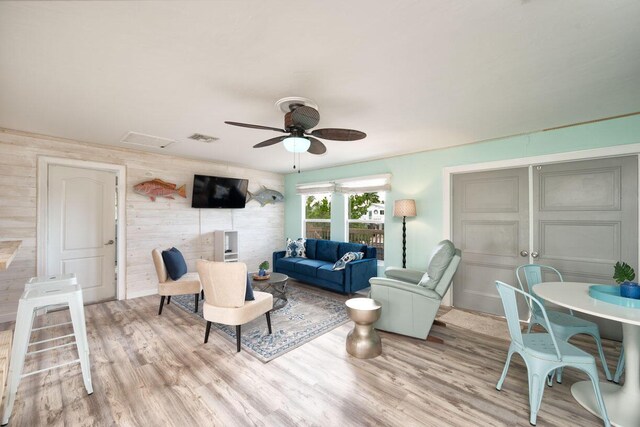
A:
[[369, 240, 461, 340], [152, 248, 202, 315], [196, 260, 273, 352]]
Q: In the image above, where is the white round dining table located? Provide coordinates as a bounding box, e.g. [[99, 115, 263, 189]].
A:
[[534, 282, 640, 427]]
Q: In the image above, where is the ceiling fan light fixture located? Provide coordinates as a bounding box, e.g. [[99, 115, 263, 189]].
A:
[[283, 136, 310, 153]]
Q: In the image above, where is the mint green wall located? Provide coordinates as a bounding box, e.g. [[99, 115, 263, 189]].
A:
[[284, 115, 640, 271]]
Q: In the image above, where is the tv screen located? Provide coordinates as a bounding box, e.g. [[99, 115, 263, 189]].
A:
[[191, 175, 248, 209]]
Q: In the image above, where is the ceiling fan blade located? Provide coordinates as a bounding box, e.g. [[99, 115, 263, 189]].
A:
[[225, 121, 286, 133], [307, 137, 327, 155], [253, 135, 288, 148], [310, 128, 366, 141], [290, 106, 320, 130]]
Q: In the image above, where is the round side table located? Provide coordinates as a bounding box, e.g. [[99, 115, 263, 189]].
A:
[[345, 298, 382, 359]]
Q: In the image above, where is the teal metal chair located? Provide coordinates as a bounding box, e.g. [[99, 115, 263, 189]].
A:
[[614, 347, 624, 383], [516, 264, 612, 382], [495, 281, 610, 426]]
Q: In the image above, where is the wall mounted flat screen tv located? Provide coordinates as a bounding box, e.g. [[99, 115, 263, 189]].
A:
[[191, 175, 249, 209]]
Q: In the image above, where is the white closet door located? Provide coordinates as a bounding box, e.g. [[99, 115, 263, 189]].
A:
[[47, 165, 117, 303]]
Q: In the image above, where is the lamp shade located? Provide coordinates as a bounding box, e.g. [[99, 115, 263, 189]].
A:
[[393, 199, 416, 217], [283, 136, 311, 153]]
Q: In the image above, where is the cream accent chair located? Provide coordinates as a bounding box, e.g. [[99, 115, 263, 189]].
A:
[[152, 249, 202, 315], [196, 260, 273, 352]]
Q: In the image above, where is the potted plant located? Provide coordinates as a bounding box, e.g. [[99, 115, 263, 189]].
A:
[[613, 261, 640, 299], [258, 260, 270, 277]]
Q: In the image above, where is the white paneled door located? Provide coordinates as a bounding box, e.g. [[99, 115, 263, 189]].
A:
[[452, 156, 638, 339], [47, 165, 117, 303]]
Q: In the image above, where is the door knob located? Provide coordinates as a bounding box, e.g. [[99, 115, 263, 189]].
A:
[[531, 251, 539, 258], [105, 240, 115, 245], [520, 250, 529, 257]]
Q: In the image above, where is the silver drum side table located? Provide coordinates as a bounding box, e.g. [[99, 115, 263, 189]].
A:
[[345, 298, 382, 359]]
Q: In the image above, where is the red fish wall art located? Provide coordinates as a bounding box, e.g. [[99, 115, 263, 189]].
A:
[[133, 179, 186, 202]]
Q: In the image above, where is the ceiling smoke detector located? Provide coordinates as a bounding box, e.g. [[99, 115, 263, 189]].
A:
[[188, 133, 219, 143]]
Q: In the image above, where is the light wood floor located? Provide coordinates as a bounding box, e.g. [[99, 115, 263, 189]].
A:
[[0, 284, 621, 427]]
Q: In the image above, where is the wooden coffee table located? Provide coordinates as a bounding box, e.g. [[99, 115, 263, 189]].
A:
[[250, 272, 288, 310]]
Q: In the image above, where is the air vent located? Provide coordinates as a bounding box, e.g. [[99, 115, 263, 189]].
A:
[[188, 133, 219, 143], [121, 132, 175, 149]]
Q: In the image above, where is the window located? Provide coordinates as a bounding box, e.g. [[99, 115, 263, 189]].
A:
[[348, 192, 385, 260], [304, 194, 331, 240]]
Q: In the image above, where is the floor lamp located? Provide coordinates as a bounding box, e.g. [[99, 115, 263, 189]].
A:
[[393, 199, 416, 268]]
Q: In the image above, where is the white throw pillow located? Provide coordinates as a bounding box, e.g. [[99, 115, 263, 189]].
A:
[[332, 251, 364, 270], [285, 238, 306, 258]]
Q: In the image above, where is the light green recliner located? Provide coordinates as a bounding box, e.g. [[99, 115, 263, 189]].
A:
[[369, 240, 461, 339]]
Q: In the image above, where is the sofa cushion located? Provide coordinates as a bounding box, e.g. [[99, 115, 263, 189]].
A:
[[285, 238, 306, 258], [317, 264, 345, 284], [161, 247, 187, 280], [316, 240, 340, 262], [338, 243, 366, 260], [276, 257, 305, 271], [418, 240, 456, 289], [305, 239, 318, 259], [294, 259, 328, 277]]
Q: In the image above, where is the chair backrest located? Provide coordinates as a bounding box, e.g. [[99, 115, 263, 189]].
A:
[[432, 249, 462, 298], [516, 264, 563, 315], [152, 248, 168, 283], [495, 281, 562, 360], [196, 260, 247, 308]]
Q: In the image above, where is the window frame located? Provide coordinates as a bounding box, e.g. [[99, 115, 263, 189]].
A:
[[302, 193, 332, 240], [346, 191, 386, 261]]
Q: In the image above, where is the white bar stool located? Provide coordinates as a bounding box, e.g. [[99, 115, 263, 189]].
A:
[[1, 274, 93, 425]]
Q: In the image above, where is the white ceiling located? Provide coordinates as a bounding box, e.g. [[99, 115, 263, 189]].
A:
[[1, 1, 639, 174]]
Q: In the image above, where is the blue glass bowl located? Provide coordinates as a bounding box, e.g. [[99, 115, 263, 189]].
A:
[[620, 282, 640, 299]]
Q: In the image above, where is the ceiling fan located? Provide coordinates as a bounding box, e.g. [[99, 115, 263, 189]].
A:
[[224, 97, 366, 156]]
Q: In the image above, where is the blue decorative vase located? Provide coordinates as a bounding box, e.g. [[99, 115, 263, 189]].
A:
[[258, 268, 266, 277], [620, 282, 640, 299]]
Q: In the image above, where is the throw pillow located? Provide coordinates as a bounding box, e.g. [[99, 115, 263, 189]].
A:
[[418, 240, 456, 289], [245, 275, 255, 301], [285, 238, 307, 258], [332, 251, 364, 271], [161, 247, 187, 281]]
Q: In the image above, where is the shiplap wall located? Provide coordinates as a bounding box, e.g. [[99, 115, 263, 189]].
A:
[[0, 128, 285, 322]]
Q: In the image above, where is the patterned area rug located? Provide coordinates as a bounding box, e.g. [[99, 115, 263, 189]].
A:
[[172, 284, 349, 362], [438, 308, 511, 342]]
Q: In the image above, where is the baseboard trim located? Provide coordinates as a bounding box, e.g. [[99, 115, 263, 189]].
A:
[[0, 312, 16, 324], [127, 288, 157, 299]]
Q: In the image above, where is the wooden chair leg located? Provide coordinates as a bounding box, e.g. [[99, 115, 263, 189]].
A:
[[236, 325, 241, 352], [266, 311, 272, 334], [204, 321, 212, 344], [158, 296, 166, 315], [167, 296, 171, 305], [194, 293, 199, 313]]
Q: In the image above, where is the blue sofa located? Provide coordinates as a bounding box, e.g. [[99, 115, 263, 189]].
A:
[[273, 239, 378, 294]]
